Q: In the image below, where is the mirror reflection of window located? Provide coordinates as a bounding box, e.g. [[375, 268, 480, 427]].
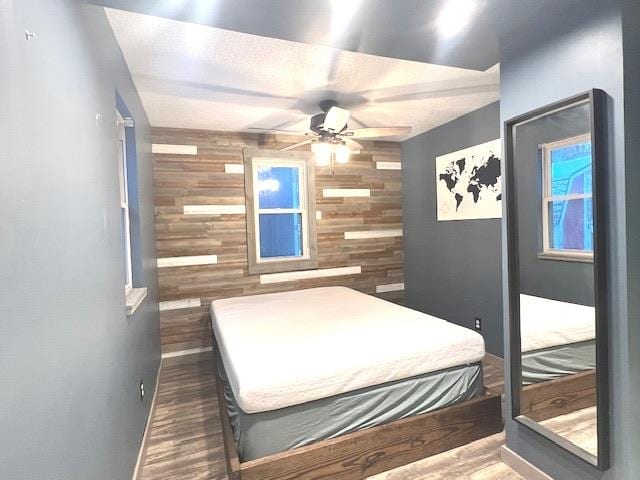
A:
[[541, 135, 593, 260], [542, 135, 593, 256]]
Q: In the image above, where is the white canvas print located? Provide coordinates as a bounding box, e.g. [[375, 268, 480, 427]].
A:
[[436, 139, 502, 221]]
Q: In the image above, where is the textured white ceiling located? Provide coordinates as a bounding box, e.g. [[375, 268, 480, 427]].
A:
[[106, 8, 500, 141]]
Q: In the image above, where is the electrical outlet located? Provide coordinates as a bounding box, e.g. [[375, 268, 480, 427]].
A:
[[474, 317, 482, 331], [139, 380, 145, 401]]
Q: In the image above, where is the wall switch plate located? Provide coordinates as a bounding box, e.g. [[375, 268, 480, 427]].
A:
[[474, 317, 482, 331], [139, 380, 145, 401]]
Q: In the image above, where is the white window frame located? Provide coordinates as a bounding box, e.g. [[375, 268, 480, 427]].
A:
[[117, 112, 134, 292], [252, 158, 310, 264], [539, 133, 593, 262], [244, 150, 318, 275]]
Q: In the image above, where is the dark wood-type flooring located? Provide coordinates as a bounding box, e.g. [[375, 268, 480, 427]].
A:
[[139, 354, 518, 480]]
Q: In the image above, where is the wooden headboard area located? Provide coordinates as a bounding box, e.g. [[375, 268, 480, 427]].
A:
[[152, 127, 404, 356]]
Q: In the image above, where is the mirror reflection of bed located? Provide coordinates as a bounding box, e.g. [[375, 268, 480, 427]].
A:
[[519, 294, 597, 455]]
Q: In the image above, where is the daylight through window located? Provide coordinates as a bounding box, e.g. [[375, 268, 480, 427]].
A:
[[541, 134, 593, 260]]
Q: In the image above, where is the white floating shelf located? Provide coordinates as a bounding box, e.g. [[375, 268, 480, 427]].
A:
[[376, 283, 405, 293], [260, 266, 362, 284], [159, 298, 202, 311], [161, 346, 213, 359], [376, 161, 402, 170], [152, 144, 198, 155], [157, 255, 218, 268], [323, 188, 370, 198], [183, 205, 246, 215], [344, 229, 403, 240], [224, 164, 244, 174]]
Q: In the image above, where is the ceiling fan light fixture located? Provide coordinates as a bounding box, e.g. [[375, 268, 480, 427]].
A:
[[335, 142, 351, 164], [312, 141, 332, 167]]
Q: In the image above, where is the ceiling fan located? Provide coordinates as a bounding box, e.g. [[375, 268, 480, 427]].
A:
[[250, 100, 411, 166]]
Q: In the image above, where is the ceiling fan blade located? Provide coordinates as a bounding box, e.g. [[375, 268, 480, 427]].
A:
[[344, 138, 365, 152], [348, 114, 368, 128], [344, 127, 411, 139], [280, 139, 314, 151], [248, 127, 310, 136], [324, 106, 351, 132], [374, 83, 499, 104]]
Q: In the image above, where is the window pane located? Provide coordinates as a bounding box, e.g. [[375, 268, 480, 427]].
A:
[[259, 213, 303, 258], [257, 166, 301, 209], [550, 141, 592, 196], [548, 198, 593, 251]]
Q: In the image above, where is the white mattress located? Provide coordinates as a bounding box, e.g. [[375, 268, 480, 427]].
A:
[[520, 294, 595, 353], [211, 286, 485, 414]]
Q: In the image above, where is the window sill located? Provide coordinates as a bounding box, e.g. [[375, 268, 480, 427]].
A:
[[248, 259, 319, 275], [126, 287, 148, 316], [537, 251, 593, 263]]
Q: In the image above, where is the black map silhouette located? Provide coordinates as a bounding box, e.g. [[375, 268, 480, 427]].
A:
[[439, 154, 501, 211]]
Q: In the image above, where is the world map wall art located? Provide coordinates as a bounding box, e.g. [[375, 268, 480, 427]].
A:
[[435, 139, 502, 221]]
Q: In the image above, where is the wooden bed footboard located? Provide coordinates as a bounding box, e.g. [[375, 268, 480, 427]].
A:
[[520, 369, 597, 423], [214, 352, 502, 479]]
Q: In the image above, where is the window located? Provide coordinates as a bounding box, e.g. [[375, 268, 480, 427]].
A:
[[117, 112, 134, 292], [245, 150, 318, 274], [116, 107, 146, 315], [540, 134, 593, 261]]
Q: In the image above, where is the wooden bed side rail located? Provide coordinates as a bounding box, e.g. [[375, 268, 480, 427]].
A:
[[239, 393, 502, 480], [216, 388, 502, 480], [520, 369, 597, 423]]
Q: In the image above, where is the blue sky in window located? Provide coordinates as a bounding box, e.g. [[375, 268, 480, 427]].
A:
[[259, 213, 303, 258], [258, 166, 300, 209], [549, 141, 593, 251], [551, 142, 592, 196]]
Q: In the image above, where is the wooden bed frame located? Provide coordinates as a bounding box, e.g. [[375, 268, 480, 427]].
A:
[[520, 369, 596, 423], [213, 347, 503, 480]]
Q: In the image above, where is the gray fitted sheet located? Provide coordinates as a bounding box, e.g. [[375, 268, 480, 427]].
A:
[[217, 356, 484, 461], [522, 340, 595, 384]]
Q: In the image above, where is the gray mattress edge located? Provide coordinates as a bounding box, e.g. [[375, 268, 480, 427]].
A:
[[217, 355, 484, 461], [521, 339, 596, 384]]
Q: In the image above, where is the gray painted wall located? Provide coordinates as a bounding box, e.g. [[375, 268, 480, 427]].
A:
[[496, 1, 638, 478], [402, 102, 503, 356], [621, 1, 640, 476], [0, 1, 160, 479]]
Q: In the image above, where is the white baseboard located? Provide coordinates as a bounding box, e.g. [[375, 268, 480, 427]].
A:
[[501, 446, 554, 480], [132, 358, 163, 480]]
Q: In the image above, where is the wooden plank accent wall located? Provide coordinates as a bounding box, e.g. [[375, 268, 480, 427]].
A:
[[152, 127, 404, 355]]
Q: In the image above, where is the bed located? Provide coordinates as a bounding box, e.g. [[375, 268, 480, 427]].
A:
[[520, 294, 595, 384], [210, 286, 502, 480], [518, 294, 596, 422]]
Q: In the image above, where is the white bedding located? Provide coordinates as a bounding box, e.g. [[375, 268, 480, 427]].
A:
[[520, 294, 595, 353], [210, 286, 485, 414]]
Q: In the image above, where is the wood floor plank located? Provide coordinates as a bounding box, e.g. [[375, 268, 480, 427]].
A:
[[483, 354, 505, 396]]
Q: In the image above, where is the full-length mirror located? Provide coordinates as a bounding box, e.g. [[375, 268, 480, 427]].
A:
[[506, 90, 608, 470]]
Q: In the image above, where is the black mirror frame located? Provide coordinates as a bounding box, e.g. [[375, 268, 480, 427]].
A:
[[504, 89, 609, 471]]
